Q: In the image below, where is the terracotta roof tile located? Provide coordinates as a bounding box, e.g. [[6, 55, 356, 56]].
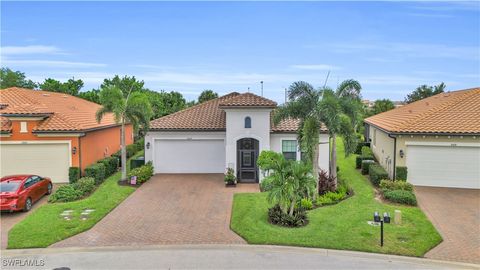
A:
[[1, 116, 11, 132], [365, 87, 480, 134], [0, 87, 118, 132], [219, 92, 277, 108], [270, 116, 328, 133]]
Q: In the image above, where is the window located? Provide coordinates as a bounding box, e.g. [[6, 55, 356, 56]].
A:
[[20, 122, 28, 133], [23, 178, 35, 189], [244, 117, 251, 128], [282, 140, 297, 160]]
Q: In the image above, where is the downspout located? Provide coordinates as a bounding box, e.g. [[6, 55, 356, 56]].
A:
[[388, 133, 396, 180], [78, 134, 85, 176]]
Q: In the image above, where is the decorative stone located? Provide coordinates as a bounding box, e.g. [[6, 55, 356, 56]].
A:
[[394, 210, 402, 225]]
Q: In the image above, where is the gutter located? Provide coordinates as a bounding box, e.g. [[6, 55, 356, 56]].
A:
[[364, 122, 480, 137], [388, 133, 397, 180]]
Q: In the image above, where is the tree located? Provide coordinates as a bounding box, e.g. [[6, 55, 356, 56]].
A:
[[78, 89, 101, 104], [100, 75, 144, 97], [39, 78, 84, 96], [96, 85, 152, 181], [257, 150, 316, 216], [142, 89, 187, 119], [371, 99, 395, 115], [404, 83, 446, 104], [198, 89, 218, 103], [274, 80, 361, 192], [0, 67, 37, 89]]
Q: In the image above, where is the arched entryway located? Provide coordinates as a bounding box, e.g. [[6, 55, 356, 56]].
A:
[[236, 138, 259, 183]]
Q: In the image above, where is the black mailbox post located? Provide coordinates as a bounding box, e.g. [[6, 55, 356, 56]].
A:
[[373, 211, 390, 247]]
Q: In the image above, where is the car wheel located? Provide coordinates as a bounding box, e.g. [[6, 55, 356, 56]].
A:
[[24, 198, 32, 212], [46, 183, 53, 195]]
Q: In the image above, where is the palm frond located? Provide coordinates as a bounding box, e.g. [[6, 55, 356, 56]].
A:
[[336, 79, 362, 99]]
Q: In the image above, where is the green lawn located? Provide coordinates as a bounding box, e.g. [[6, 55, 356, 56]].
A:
[[231, 141, 442, 257], [8, 151, 143, 249]]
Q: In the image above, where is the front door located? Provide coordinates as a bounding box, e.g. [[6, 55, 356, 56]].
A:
[[237, 138, 259, 183]]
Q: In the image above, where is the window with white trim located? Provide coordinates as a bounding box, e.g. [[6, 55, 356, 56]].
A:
[[282, 140, 297, 161], [20, 122, 28, 133]]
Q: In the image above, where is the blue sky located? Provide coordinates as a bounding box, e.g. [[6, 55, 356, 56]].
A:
[[1, 1, 479, 102]]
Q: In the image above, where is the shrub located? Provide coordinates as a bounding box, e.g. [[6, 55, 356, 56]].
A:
[[260, 179, 273, 192], [361, 160, 375, 175], [300, 198, 313, 210], [68, 167, 80, 184], [48, 185, 82, 203], [134, 138, 145, 151], [383, 189, 417, 206], [355, 142, 370, 154], [85, 163, 106, 185], [361, 146, 373, 157], [72, 177, 96, 195], [126, 144, 138, 158], [369, 164, 389, 186], [396, 166, 408, 180], [356, 155, 374, 169], [268, 204, 308, 227], [318, 169, 336, 194], [127, 161, 154, 183], [99, 156, 119, 177], [224, 167, 236, 185], [316, 187, 348, 206], [379, 179, 413, 192]]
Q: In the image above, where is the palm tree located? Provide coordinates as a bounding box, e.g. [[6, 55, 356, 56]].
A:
[[96, 85, 152, 181], [274, 80, 361, 191]]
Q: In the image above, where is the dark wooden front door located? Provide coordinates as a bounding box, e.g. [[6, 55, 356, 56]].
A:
[[237, 138, 259, 183]]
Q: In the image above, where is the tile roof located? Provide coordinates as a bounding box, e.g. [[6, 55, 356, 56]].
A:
[[0, 87, 118, 132], [270, 116, 328, 133], [365, 87, 480, 134], [150, 92, 312, 133], [1, 116, 11, 132], [219, 92, 277, 108]]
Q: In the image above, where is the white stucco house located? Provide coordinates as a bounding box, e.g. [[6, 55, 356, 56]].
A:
[[145, 92, 330, 183], [364, 87, 480, 189]]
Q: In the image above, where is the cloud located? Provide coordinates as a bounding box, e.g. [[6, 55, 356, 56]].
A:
[[1, 45, 64, 55], [2, 59, 107, 68], [290, 64, 340, 71]]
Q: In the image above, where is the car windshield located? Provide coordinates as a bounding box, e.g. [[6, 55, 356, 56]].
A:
[[0, 181, 22, 192]]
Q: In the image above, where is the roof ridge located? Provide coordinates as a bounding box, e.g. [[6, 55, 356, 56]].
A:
[[151, 92, 240, 123], [396, 89, 479, 131]]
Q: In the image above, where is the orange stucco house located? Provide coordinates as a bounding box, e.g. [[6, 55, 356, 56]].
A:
[[0, 87, 133, 183]]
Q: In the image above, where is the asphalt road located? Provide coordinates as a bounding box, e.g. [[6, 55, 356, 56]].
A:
[[1, 245, 478, 270]]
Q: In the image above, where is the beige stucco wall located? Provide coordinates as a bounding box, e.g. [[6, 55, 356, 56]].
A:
[[367, 124, 480, 179]]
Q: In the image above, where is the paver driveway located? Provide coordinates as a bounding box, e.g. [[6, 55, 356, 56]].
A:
[[52, 174, 259, 248], [415, 186, 480, 264]]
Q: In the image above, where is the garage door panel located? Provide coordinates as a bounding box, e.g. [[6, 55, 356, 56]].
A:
[[154, 139, 225, 173], [0, 143, 70, 183], [406, 145, 480, 189]]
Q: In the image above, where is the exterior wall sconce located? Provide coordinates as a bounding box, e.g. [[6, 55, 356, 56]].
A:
[[399, 149, 404, 158], [146, 142, 150, 149], [72, 146, 77, 155]]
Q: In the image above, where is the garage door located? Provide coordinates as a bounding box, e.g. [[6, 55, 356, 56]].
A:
[[406, 144, 480, 189], [154, 139, 225, 173], [0, 143, 70, 183]]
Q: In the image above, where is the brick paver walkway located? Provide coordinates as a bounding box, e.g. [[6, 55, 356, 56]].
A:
[[415, 186, 480, 264], [51, 174, 258, 248]]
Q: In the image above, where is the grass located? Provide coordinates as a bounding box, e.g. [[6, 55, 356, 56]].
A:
[[231, 141, 442, 257], [7, 151, 144, 249]]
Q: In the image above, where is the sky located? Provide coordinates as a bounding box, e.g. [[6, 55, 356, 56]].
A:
[[1, 1, 479, 103]]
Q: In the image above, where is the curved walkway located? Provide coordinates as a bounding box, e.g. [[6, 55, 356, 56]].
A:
[[52, 174, 258, 248]]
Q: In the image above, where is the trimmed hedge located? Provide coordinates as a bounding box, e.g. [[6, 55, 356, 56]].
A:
[[48, 185, 82, 203], [379, 179, 413, 192], [361, 160, 376, 175], [127, 161, 154, 184], [356, 155, 374, 169], [361, 146, 373, 157], [396, 166, 408, 180], [368, 164, 389, 186], [384, 189, 417, 206], [68, 167, 80, 184], [99, 156, 119, 177], [84, 163, 106, 185], [355, 142, 370, 154], [71, 177, 96, 195]]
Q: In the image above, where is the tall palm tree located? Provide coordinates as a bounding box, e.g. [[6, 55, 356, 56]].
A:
[[274, 80, 361, 191], [96, 85, 152, 181]]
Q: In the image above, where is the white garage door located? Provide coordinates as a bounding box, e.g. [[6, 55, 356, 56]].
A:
[[0, 142, 70, 183], [406, 144, 480, 189], [154, 139, 225, 173]]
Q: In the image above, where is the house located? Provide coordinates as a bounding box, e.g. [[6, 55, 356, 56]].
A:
[[145, 92, 330, 183], [0, 87, 133, 183], [364, 87, 480, 189]]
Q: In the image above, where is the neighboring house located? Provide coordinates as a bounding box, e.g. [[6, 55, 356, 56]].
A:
[[0, 87, 133, 183], [364, 87, 480, 189], [145, 92, 330, 183]]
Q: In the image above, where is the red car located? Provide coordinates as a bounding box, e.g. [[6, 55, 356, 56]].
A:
[[0, 175, 52, 212]]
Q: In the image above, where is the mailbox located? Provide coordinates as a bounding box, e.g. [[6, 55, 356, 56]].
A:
[[383, 212, 391, 223], [374, 211, 381, 222]]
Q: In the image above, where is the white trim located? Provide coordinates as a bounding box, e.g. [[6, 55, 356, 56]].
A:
[[405, 141, 480, 148], [0, 140, 72, 166], [36, 133, 84, 137], [3, 116, 46, 121], [20, 122, 28, 133], [0, 134, 11, 138]]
